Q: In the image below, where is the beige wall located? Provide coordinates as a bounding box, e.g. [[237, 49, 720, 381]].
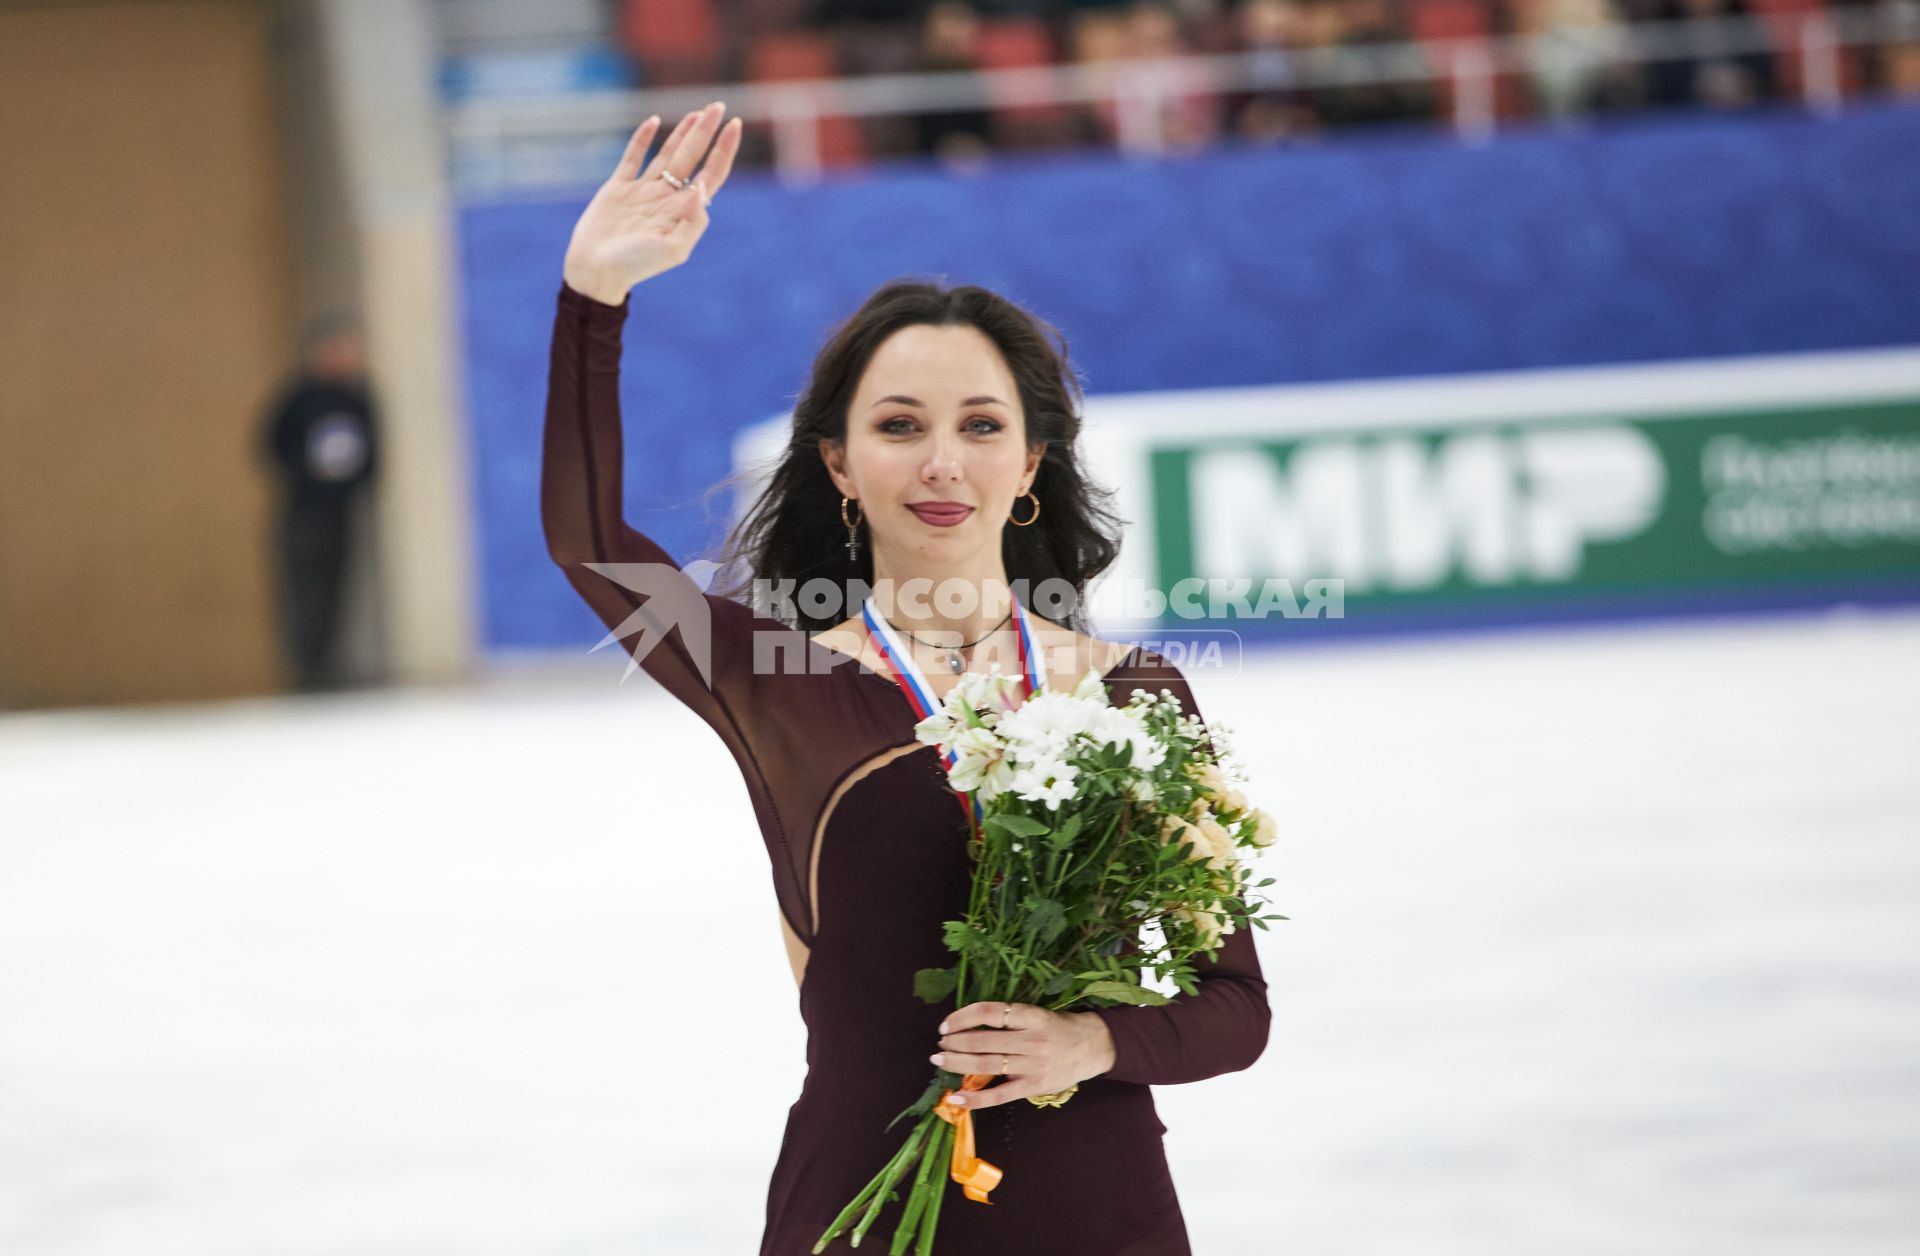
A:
[[0, 0, 298, 708]]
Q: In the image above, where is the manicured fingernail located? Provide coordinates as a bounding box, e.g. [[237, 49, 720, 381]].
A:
[[951, 1094, 965, 1106], [939, 1021, 949, 1033], [929, 1053, 943, 1065]]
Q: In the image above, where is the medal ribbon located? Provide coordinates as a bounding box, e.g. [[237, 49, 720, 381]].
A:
[[859, 589, 1044, 714], [859, 591, 1045, 830], [859, 589, 1049, 1206]]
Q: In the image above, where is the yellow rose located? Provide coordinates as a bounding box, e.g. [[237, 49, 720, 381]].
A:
[[1248, 807, 1279, 848], [1193, 809, 1238, 871], [1187, 761, 1227, 794], [1175, 904, 1227, 949], [1159, 813, 1205, 862], [1187, 761, 1249, 817]]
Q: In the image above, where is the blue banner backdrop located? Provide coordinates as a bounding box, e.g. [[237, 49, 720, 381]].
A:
[[456, 100, 1920, 651]]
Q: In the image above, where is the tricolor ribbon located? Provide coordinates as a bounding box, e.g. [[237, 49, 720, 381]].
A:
[[859, 591, 1046, 832], [861, 591, 1053, 1207], [859, 589, 1045, 715]]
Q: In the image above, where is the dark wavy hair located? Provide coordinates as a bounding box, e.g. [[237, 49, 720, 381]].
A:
[[706, 278, 1126, 635]]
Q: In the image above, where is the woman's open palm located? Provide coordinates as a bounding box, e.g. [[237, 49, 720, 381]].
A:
[[563, 101, 744, 304]]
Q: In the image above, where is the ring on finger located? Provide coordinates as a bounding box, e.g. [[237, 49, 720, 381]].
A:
[[658, 170, 689, 190]]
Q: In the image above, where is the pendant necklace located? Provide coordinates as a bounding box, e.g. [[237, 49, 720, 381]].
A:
[[859, 592, 1046, 710], [895, 608, 1014, 674]]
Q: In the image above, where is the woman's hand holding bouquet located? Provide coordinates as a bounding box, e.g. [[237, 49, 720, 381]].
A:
[[813, 665, 1284, 1254]]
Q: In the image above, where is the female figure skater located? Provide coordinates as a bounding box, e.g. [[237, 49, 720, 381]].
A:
[[543, 100, 1270, 1255]]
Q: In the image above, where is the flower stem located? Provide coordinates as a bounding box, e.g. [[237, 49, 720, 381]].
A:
[[887, 1108, 948, 1254], [914, 1122, 953, 1256], [814, 1116, 929, 1253], [848, 1115, 933, 1248]]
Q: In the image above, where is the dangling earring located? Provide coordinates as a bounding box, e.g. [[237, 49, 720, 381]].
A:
[[841, 495, 863, 560], [1008, 490, 1041, 527]]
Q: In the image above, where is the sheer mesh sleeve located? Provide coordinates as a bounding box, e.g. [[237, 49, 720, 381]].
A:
[[541, 280, 765, 727], [1091, 655, 1273, 1085], [541, 279, 849, 944]]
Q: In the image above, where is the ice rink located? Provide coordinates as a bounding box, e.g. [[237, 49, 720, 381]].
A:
[[3, 607, 1917, 1256]]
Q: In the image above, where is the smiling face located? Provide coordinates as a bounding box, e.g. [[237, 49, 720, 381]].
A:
[[820, 321, 1044, 572]]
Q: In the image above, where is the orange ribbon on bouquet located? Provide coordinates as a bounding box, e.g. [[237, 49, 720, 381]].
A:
[[933, 1074, 1005, 1203]]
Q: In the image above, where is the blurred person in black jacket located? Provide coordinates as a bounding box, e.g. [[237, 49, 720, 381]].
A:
[[258, 312, 380, 693], [1227, 0, 1324, 143], [1645, 0, 1779, 108], [914, 0, 997, 163], [1316, 0, 1439, 128]]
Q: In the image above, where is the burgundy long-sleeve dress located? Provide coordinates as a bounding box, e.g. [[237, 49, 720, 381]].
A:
[[540, 280, 1271, 1255]]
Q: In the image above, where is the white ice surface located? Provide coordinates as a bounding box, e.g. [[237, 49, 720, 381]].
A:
[[2, 608, 1917, 1255]]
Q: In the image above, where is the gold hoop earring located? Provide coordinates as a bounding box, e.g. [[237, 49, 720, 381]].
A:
[[841, 495, 863, 561], [1008, 490, 1041, 527]]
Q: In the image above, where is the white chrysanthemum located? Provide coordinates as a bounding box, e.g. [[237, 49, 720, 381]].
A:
[[996, 690, 1102, 760], [1086, 706, 1166, 772], [1008, 755, 1078, 810]]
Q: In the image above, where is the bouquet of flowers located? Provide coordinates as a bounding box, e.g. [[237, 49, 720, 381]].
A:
[[813, 665, 1283, 1254]]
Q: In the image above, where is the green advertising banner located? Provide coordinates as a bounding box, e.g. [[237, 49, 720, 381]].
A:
[[738, 350, 1920, 640], [1148, 397, 1920, 626]]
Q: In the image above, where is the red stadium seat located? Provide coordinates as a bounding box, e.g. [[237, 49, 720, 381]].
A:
[[1407, 0, 1530, 124], [977, 16, 1056, 68], [620, 0, 722, 61], [746, 28, 836, 80], [620, 0, 726, 86], [976, 17, 1079, 148], [745, 32, 870, 169], [1407, 0, 1491, 44], [1746, 0, 1866, 100]]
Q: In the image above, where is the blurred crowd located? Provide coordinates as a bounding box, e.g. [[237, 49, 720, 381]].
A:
[[617, 0, 1920, 165]]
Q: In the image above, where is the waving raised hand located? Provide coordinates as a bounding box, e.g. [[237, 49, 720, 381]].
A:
[[563, 101, 744, 305]]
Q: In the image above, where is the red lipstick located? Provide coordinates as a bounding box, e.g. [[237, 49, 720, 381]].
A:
[[907, 502, 974, 527]]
